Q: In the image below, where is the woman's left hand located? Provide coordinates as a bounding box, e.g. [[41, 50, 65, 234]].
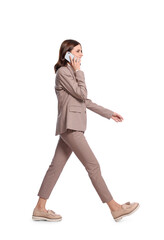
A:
[[111, 112, 124, 122]]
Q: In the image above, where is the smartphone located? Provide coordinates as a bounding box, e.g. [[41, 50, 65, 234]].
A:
[[65, 51, 77, 62]]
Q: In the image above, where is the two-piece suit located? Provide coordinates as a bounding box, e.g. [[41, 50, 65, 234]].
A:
[[54, 63, 114, 135], [37, 63, 114, 203]]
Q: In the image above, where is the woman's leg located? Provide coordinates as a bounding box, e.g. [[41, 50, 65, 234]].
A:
[[60, 129, 120, 209], [35, 136, 72, 211]]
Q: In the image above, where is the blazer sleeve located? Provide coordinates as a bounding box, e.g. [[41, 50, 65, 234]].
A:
[[57, 68, 88, 101], [85, 98, 114, 120]]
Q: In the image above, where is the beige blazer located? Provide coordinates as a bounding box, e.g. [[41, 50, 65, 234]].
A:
[[54, 63, 114, 136]]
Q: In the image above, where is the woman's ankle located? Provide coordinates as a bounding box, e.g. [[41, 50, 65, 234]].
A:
[[35, 205, 47, 211], [35, 197, 47, 210], [107, 199, 121, 211]]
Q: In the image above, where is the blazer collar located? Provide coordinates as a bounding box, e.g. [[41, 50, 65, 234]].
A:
[[66, 63, 75, 76]]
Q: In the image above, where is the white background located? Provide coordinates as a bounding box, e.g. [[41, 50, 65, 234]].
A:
[[0, 0, 164, 239]]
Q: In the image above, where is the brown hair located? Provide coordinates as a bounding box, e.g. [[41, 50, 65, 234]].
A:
[[54, 39, 81, 73]]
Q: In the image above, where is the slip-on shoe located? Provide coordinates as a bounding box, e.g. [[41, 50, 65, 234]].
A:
[[32, 208, 62, 222], [111, 202, 140, 222]]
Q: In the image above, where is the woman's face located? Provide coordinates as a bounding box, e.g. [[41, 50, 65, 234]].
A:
[[70, 44, 83, 59]]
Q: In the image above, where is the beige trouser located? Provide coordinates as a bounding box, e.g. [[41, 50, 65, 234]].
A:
[[37, 129, 113, 203]]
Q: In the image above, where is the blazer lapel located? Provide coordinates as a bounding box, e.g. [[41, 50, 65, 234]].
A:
[[66, 63, 75, 77]]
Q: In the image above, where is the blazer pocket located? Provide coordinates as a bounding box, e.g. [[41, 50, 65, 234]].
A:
[[69, 105, 82, 113]]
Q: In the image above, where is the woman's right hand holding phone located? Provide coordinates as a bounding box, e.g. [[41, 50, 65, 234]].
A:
[[69, 56, 81, 71]]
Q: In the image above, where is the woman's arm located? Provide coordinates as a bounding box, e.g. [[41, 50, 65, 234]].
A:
[[85, 98, 114, 119], [85, 98, 124, 122], [57, 68, 87, 101]]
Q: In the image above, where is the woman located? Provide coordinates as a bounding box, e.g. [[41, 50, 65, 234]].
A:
[[32, 39, 139, 222]]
